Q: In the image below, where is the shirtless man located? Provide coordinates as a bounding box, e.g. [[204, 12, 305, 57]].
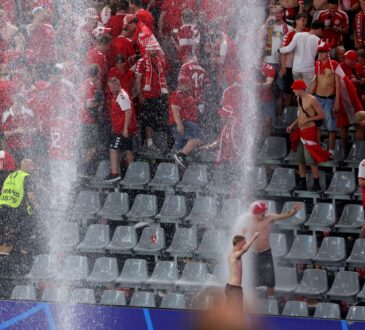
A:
[[287, 79, 330, 191], [311, 41, 340, 157], [226, 232, 260, 311], [241, 201, 302, 297], [280, 0, 304, 25]]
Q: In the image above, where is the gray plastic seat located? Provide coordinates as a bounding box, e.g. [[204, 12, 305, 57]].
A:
[[321, 139, 344, 165], [165, 227, 197, 258], [265, 167, 296, 196], [294, 269, 328, 298], [269, 233, 289, 258], [69, 288, 96, 304], [325, 171, 356, 199], [347, 306, 365, 321], [90, 160, 114, 187], [275, 106, 298, 130], [250, 167, 268, 192], [55, 255, 89, 283], [41, 287, 68, 303], [148, 163, 179, 190], [133, 225, 165, 256], [293, 171, 327, 196], [146, 261, 178, 290], [177, 262, 208, 291], [206, 166, 231, 194], [257, 136, 288, 164], [78, 224, 110, 253], [275, 201, 306, 230], [196, 230, 227, 259], [185, 196, 218, 225], [256, 298, 279, 315], [74, 191, 101, 220], [344, 141, 365, 165], [126, 194, 157, 221], [52, 222, 80, 252], [262, 200, 278, 214], [314, 303, 341, 319], [115, 259, 148, 288], [347, 239, 365, 267], [25, 255, 58, 282], [100, 290, 126, 306], [130, 291, 156, 308], [327, 271, 360, 301], [357, 284, 365, 302], [98, 192, 129, 221], [313, 237, 346, 266], [305, 203, 336, 230], [282, 301, 308, 317], [120, 161, 150, 189], [86, 257, 119, 285], [176, 164, 208, 192], [11, 285, 36, 301], [274, 267, 298, 295], [336, 204, 365, 232], [213, 198, 242, 228], [190, 294, 214, 310], [161, 293, 186, 309], [106, 226, 137, 254], [285, 235, 317, 264], [156, 195, 187, 224]]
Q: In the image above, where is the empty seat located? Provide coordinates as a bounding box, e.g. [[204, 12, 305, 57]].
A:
[[86, 257, 119, 285], [161, 293, 186, 309], [133, 225, 165, 256], [336, 204, 365, 232], [347, 239, 365, 267], [77, 224, 110, 253], [265, 167, 296, 196], [116, 259, 148, 288], [206, 166, 232, 195], [120, 162, 150, 189], [176, 164, 208, 192], [177, 262, 208, 291], [41, 287, 68, 303], [148, 163, 179, 190], [357, 284, 365, 302], [165, 227, 197, 258], [344, 141, 365, 165], [52, 222, 80, 252], [262, 200, 278, 214], [25, 255, 58, 282], [257, 136, 288, 164], [196, 230, 227, 260], [100, 290, 126, 306], [274, 267, 298, 295], [74, 191, 101, 219], [327, 271, 360, 301], [275, 106, 298, 130], [313, 237, 346, 266], [69, 288, 96, 304], [98, 192, 129, 221], [130, 291, 156, 308], [156, 195, 187, 224], [269, 233, 289, 258], [256, 298, 279, 315], [146, 261, 178, 290], [305, 203, 336, 230], [325, 171, 356, 198], [285, 235, 317, 264], [275, 201, 306, 230], [294, 269, 328, 298], [213, 198, 242, 228], [314, 303, 341, 319], [126, 194, 157, 221], [185, 196, 218, 225], [190, 294, 214, 310], [321, 139, 344, 164], [11, 285, 36, 301], [55, 255, 89, 283], [90, 160, 113, 187], [106, 226, 137, 254], [250, 167, 268, 192], [282, 301, 308, 317], [347, 306, 365, 321]]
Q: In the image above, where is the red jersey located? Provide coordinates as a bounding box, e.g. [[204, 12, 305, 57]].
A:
[[132, 22, 158, 57], [109, 36, 136, 67], [177, 24, 200, 61], [219, 83, 244, 119], [169, 90, 198, 125], [107, 67, 135, 96], [136, 9, 154, 32], [0, 0, 17, 24], [105, 14, 126, 39], [256, 63, 276, 102], [27, 23, 56, 65], [0, 150, 16, 171], [86, 48, 108, 83], [161, 0, 197, 34], [0, 79, 16, 115], [318, 9, 349, 47]]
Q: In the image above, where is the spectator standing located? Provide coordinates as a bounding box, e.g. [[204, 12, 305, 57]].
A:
[[354, 0, 365, 49], [105, 0, 129, 39], [129, 0, 154, 32]]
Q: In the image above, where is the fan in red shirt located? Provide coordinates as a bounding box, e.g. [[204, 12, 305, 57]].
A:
[[105, 0, 129, 39], [130, 0, 154, 32], [0, 77, 16, 115], [108, 29, 136, 68]]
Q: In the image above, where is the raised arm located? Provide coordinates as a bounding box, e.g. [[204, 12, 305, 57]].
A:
[[235, 232, 260, 258], [270, 203, 302, 222]]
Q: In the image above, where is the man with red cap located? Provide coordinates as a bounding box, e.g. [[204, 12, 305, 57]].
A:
[[287, 79, 330, 191], [241, 201, 302, 297]]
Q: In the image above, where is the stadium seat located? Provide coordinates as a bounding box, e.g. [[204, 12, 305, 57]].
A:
[[25, 255, 58, 282], [100, 290, 127, 306], [120, 162, 150, 189], [156, 195, 187, 224], [206, 166, 233, 195], [270, 233, 289, 258], [294, 171, 327, 197], [250, 167, 269, 192], [55, 255, 89, 283], [90, 160, 114, 187], [146, 261, 178, 290], [285, 235, 317, 264], [126, 194, 157, 222], [274, 267, 298, 296], [165, 227, 198, 258], [213, 198, 242, 228], [275, 201, 306, 230], [324, 171, 356, 199], [41, 287, 68, 303], [74, 191, 101, 220], [176, 164, 208, 192], [320, 139, 344, 166], [313, 237, 346, 266], [106, 226, 137, 254], [262, 200, 279, 214], [148, 163, 179, 191], [86, 257, 119, 285], [196, 230, 227, 260], [294, 269, 328, 298], [161, 293, 187, 309], [265, 167, 296, 196], [346, 306, 365, 321], [52, 222, 80, 252], [97, 192, 129, 221], [257, 136, 288, 165], [115, 259, 148, 288], [305, 203, 336, 231], [347, 239, 365, 267], [314, 303, 341, 319], [335, 204, 365, 233], [344, 141, 365, 166], [327, 271, 360, 301], [69, 288, 96, 304], [256, 298, 279, 315], [177, 262, 208, 291], [185, 196, 218, 225], [357, 284, 365, 302], [205, 266, 225, 291], [274, 106, 298, 130], [11, 285, 36, 301], [282, 301, 308, 317], [190, 293, 214, 310], [77, 224, 110, 253], [133, 225, 165, 256], [130, 291, 156, 308]]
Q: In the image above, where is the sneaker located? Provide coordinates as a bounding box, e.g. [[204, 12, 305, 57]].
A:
[[103, 173, 121, 183], [174, 152, 188, 168]]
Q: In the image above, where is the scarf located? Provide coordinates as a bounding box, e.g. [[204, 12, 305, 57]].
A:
[[315, 59, 338, 75], [355, 11, 365, 48], [265, 21, 289, 56], [143, 54, 168, 94]]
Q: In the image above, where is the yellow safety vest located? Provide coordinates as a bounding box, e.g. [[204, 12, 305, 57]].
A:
[[0, 170, 29, 209]]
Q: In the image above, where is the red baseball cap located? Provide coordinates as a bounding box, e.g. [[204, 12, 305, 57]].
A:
[[251, 201, 268, 215], [344, 50, 358, 62], [291, 79, 307, 91], [123, 14, 137, 28], [317, 41, 330, 53]]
